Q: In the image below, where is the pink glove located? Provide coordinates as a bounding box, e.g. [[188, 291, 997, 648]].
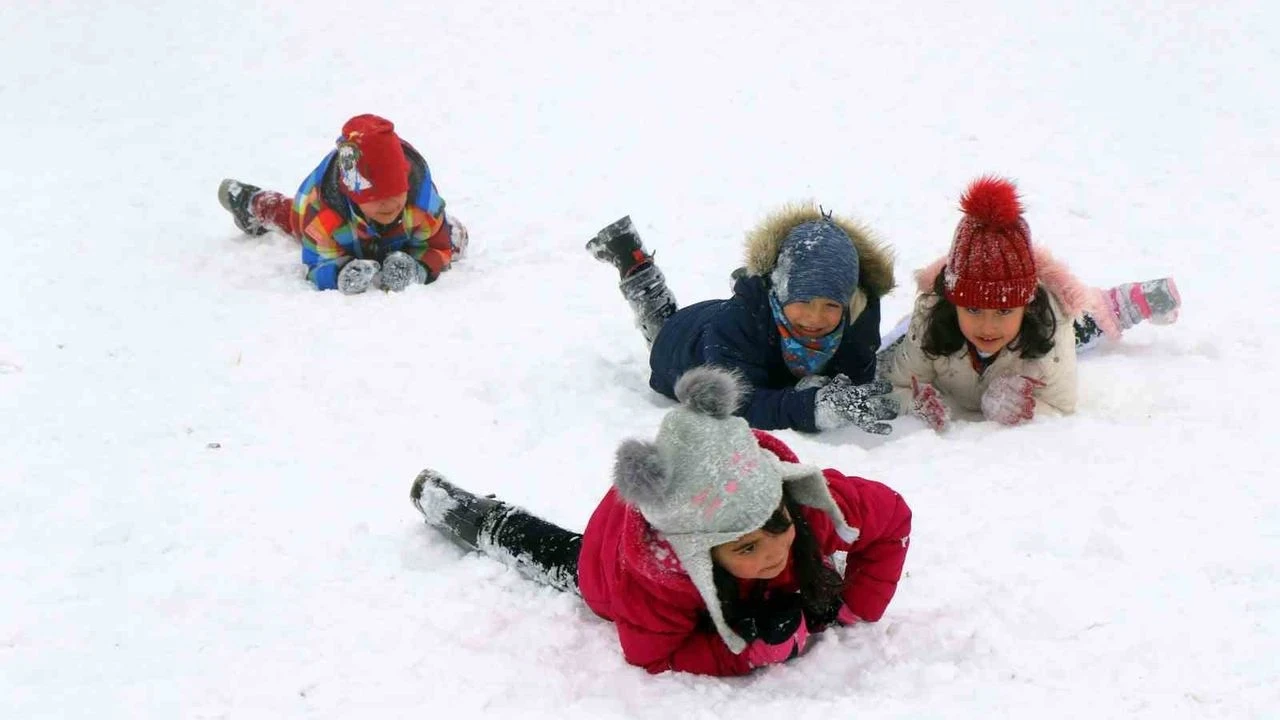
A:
[[981, 374, 1046, 426], [911, 377, 950, 431], [744, 614, 809, 667], [836, 605, 862, 625]]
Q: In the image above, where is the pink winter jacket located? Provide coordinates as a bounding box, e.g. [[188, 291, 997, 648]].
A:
[[576, 431, 912, 676]]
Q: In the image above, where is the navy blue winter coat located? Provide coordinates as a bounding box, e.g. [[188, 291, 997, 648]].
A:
[[647, 206, 896, 432]]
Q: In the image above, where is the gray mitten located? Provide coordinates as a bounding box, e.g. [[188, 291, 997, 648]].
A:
[[814, 375, 897, 434], [377, 251, 427, 292], [337, 258, 381, 295]]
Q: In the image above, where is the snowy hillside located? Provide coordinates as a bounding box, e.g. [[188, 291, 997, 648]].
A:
[[2, 1, 1277, 718]]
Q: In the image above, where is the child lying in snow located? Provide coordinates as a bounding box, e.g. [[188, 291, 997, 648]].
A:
[[882, 176, 1181, 429], [410, 366, 912, 676], [217, 114, 467, 294], [585, 207, 899, 436]]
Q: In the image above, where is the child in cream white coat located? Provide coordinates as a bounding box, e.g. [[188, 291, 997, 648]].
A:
[[883, 176, 1180, 429]]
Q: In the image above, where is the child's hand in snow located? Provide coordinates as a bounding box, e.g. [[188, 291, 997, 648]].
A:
[[981, 374, 1046, 426], [910, 377, 950, 431]]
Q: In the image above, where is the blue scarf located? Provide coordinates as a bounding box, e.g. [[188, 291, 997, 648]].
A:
[[768, 292, 846, 378]]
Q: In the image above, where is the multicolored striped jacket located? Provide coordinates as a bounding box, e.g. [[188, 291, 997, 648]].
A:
[[293, 142, 452, 290]]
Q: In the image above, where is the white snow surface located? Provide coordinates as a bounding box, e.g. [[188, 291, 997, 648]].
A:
[[3, 2, 1278, 718]]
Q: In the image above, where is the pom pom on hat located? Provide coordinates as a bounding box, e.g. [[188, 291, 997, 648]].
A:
[[673, 366, 744, 419], [943, 175, 1038, 309], [959, 176, 1025, 229], [612, 439, 668, 508]]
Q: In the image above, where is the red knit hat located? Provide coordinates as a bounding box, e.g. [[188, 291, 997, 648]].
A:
[[334, 114, 410, 203], [943, 176, 1037, 309]]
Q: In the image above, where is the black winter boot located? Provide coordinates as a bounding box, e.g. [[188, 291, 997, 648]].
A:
[[410, 469, 503, 552], [217, 179, 269, 236], [586, 215, 652, 279]]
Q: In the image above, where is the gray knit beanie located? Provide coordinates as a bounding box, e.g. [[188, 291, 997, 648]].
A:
[[770, 219, 861, 307], [612, 366, 857, 654]]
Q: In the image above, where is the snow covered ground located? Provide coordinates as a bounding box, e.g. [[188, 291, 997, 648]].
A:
[[3, 1, 1278, 717]]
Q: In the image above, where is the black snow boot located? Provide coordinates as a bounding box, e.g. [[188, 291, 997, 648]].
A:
[[410, 469, 503, 552], [217, 179, 269, 236], [586, 215, 652, 279]]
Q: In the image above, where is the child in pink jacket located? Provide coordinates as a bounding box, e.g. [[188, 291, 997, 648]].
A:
[[411, 366, 912, 676]]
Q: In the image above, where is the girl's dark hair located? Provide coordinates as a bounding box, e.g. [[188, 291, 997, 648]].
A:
[[920, 272, 1057, 360], [712, 488, 845, 630]]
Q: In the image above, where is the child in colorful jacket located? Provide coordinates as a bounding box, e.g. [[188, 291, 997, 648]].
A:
[[217, 114, 467, 294], [883, 175, 1181, 429], [585, 207, 899, 435], [410, 366, 912, 676]]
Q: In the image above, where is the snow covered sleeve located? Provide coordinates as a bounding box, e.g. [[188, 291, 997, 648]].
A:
[[821, 470, 912, 622], [882, 296, 938, 417]]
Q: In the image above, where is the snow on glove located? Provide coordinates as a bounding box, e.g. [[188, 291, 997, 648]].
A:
[[732, 593, 811, 668], [980, 374, 1046, 426], [377, 251, 427, 292], [911, 376, 951, 431], [337, 258, 381, 295], [814, 375, 897, 434]]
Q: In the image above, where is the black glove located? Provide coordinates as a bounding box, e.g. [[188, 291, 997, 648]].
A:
[[731, 592, 806, 645], [813, 375, 897, 434]]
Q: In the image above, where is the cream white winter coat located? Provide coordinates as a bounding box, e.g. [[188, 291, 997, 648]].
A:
[[883, 248, 1120, 420]]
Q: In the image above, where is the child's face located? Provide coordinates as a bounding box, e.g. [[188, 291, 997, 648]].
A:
[[782, 298, 844, 338], [956, 305, 1026, 355], [357, 192, 409, 225], [711, 511, 797, 580]]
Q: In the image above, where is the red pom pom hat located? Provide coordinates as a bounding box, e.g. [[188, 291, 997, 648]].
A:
[[943, 176, 1037, 309]]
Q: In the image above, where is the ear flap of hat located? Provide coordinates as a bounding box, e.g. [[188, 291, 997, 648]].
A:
[[775, 459, 859, 543], [661, 536, 750, 655], [612, 439, 668, 507]]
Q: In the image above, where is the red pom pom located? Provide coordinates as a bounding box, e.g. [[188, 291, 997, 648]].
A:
[[959, 175, 1023, 228]]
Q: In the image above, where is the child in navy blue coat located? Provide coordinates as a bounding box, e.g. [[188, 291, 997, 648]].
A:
[[587, 206, 898, 435]]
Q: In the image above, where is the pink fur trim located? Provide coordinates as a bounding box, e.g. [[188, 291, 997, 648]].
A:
[[914, 248, 1122, 339]]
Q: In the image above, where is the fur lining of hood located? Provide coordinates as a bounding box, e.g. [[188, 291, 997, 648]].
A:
[[914, 246, 1122, 339], [742, 203, 896, 301]]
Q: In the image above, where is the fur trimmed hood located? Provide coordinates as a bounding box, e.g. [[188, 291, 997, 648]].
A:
[[914, 246, 1121, 339], [741, 203, 896, 301]]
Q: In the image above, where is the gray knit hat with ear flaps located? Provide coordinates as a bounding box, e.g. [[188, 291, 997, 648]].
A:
[[612, 365, 858, 654]]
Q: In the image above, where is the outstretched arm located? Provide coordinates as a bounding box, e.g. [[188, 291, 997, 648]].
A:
[[821, 470, 912, 621]]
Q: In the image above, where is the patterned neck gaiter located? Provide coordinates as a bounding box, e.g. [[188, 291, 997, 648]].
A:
[[768, 292, 845, 378]]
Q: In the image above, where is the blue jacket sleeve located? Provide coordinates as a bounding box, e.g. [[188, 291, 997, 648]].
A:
[[698, 315, 821, 433], [305, 259, 341, 291]]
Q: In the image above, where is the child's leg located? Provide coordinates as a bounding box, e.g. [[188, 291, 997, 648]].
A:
[[586, 216, 678, 346], [217, 179, 300, 238], [411, 470, 582, 594], [483, 506, 583, 594], [250, 191, 299, 237], [620, 263, 678, 346], [1075, 278, 1181, 353], [1105, 278, 1181, 329], [1073, 313, 1108, 352]]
